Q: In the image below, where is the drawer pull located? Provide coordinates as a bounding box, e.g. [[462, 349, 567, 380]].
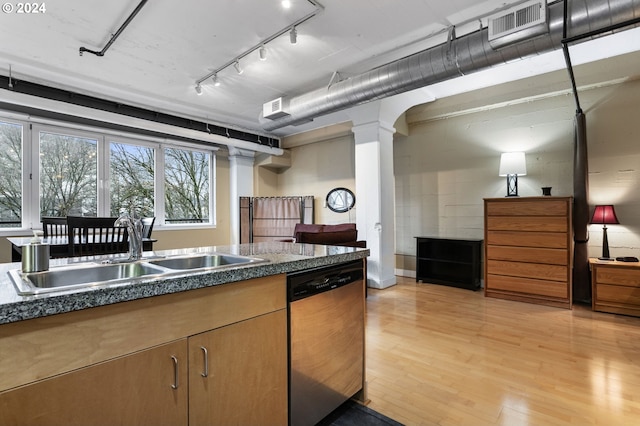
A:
[[201, 346, 209, 378], [171, 355, 179, 389]]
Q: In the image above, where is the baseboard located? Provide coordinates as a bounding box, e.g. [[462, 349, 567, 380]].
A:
[[395, 268, 416, 278]]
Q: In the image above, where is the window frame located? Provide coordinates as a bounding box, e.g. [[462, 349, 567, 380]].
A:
[[0, 112, 218, 235]]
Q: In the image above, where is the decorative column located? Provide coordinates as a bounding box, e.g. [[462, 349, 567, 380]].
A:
[[351, 119, 397, 289], [228, 147, 255, 245]]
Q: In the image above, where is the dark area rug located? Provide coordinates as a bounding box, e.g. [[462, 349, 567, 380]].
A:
[[317, 400, 404, 426]]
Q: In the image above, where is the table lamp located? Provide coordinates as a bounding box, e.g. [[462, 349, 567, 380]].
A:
[[590, 204, 619, 260], [499, 152, 527, 197]]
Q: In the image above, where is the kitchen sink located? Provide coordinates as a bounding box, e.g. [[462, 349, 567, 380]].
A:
[[9, 262, 167, 295], [8, 252, 268, 295], [147, 254, 264, 270]]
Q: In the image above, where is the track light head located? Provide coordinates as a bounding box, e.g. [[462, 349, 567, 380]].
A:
[[281, 0, 291, 8], [195, 83, 202, 95], [212, 74, 221, 87], [259, 46, 267, 61], [234, 60, 244, 75], [289, 26, 297, 44]]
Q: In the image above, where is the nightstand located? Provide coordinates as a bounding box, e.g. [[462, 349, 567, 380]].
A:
[[590, 258, 640, 317]]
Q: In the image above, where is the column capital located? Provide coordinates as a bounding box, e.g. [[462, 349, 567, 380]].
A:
[[351, 120, 395, 143]]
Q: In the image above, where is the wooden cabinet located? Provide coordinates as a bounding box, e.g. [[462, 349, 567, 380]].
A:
[[484, 197, 573, 309], [0, 340, 189, 426], [189, 310, 287, 426], [591, 259, 640, 317], [415, 237, 483, 290], [0, 275, 287, 425]]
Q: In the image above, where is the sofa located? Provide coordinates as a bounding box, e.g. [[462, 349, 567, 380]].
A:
[[292, 223, 366, 248]]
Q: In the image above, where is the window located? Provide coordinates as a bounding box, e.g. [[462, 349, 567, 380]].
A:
[[164, 147, 210, 224], [39, 130, 98, 217], [109, 142, 155, 217], [0, 121, 22, 228], [0, 114, 217, 231]]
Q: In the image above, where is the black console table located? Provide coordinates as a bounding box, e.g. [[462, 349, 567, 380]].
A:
[[415, 237, 483, 290]]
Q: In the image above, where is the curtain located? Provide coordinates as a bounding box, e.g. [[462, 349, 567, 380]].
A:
[[239, 196, 314, 243]]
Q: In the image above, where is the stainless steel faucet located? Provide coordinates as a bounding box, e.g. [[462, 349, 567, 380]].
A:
[[114, 208, 143, 261]]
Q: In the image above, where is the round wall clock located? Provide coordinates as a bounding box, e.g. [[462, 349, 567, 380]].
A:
[[326, 187, 355, 213]]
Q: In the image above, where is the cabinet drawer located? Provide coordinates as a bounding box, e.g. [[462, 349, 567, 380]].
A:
[[596, 267, 640, 287], [486, 216, 567, 233], [596, 283, 640, 305], [487, 245, 568, 265], [486, 231, 567, 249], [487, 260, 567, 282], [487, 274, 568, 299], [486, 200, 568, 217]]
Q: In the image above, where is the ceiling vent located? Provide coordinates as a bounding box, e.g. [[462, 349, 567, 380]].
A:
[[488, 0, 548, 49], [263, 97, 290, 120]]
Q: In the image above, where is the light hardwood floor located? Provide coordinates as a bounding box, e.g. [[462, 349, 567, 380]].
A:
[[364, 276, 640, 426]]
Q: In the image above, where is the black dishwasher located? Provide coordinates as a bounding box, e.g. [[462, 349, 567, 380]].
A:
[[288, 260, 365, 426]]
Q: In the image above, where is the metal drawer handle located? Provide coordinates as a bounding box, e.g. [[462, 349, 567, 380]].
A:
[[201, 346, 209, 377], [171, 355, 179, 389]]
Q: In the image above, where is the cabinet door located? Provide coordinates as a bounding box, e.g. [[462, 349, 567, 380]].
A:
[[0, 339, 188, 426], [188, 309, 287, 426]]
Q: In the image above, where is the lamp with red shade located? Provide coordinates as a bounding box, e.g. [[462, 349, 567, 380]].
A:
[[590, 205, 620, 260]]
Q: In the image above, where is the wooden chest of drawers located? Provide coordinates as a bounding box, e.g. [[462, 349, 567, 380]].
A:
[[591, 259, 640, 317], [484, 197, 573, 309]]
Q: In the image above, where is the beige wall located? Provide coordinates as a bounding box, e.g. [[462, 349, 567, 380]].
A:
[[255, 135, 357, 225], [266, 78, 640, 276], [395, 77, 640, 274]]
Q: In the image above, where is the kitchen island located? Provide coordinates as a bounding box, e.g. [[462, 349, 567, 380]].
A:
[[0, 242, 369, 426]]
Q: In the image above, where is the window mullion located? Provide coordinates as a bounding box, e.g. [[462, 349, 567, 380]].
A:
[[155, 144, 165, 226], [25, 123, 38, 229], [98, 136, 110, 216]]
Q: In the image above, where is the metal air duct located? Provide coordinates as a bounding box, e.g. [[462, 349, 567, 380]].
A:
[[261, 0, 640, 131]]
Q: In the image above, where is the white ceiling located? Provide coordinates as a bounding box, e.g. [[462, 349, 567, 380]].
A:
[[0, 0, 639, 141]]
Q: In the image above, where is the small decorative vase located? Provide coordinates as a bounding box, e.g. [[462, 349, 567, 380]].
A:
[[541, 187, 552, 196]]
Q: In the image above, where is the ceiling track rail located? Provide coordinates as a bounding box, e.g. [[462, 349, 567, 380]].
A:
[[195, 0, 325, 87], [79, 0, 148, 57]]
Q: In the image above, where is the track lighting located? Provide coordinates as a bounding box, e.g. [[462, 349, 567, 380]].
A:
[[233, 60, 244, 75], [195, 83, 202, 95], [289, 26, 297, 44], [194, 2, 323, 94]]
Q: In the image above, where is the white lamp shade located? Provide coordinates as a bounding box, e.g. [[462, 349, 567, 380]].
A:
[[499, 152, 527, 176]]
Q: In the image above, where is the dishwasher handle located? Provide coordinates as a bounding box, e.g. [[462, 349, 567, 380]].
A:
[[288, 260, 363, 301]]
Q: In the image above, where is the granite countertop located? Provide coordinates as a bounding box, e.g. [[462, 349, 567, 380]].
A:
[[0, 242, 369, 325]]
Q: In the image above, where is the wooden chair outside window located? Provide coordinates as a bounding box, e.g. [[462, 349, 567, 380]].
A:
[[67, 216, 129, 257]]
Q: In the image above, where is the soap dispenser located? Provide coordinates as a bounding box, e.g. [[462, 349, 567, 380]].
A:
[[22, 230, 50, 273]]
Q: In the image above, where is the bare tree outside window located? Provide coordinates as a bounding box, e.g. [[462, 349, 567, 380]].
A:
[[0, 119, 214, 228], [39, 132, 97, 217], [0, 121, 22, 227], [110, 142, 154, 217], [164, 147, 209, 224]]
